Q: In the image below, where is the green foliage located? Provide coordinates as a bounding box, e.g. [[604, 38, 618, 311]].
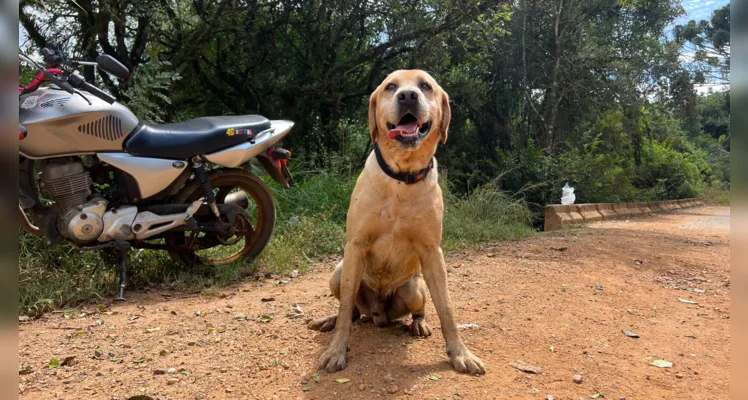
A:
[[675, 4, 730, 82], [442, 178, 534, 250], [637, 138, 705, 199], [703, 181, 730, 205], [120, 61, 181, 123]]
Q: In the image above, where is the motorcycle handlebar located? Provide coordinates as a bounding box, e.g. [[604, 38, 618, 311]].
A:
[[80, 81, 116, 104], [67, 71, 116, 104]]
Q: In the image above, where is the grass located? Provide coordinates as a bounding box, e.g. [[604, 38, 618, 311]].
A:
[[19, 168, 534, 315], [703, 181, 730, 205]]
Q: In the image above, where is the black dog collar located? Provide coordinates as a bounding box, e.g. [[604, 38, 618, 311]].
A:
[[373, 143, 434, 185]]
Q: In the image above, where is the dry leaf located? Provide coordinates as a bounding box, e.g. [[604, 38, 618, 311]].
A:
[[509, 360, 543, 374]]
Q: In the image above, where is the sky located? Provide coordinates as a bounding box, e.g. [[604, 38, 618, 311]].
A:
[[674, 0, 731, 92], [675, 0, 730, 26]]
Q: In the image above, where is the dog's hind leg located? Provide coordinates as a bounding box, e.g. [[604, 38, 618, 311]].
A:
[[390, 275, 432, 337]]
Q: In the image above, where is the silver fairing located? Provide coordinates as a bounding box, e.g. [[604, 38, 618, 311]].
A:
[[205, 120, 294, 167], [97, 153, 186, 200], [19, 87, 139, 159]]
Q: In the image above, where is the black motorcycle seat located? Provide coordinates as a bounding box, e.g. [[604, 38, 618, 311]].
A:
[[124, 115, 272, 159]]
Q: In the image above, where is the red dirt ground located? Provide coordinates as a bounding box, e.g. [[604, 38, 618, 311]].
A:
[[18, 206, 730, 400]]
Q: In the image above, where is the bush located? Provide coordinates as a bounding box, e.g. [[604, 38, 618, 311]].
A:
[[636, 139, 706, 199], [703, 181, 730, 205], [442, 177, 534, 250]]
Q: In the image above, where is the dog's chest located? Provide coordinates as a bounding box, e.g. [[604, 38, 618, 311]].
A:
[[360, 203, 429, 292]]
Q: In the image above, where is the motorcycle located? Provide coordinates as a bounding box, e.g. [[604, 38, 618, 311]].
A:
[[19, 44, 295, 301]]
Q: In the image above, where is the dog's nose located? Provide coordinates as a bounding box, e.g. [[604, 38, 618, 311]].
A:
[[397, 89, 418, 107]]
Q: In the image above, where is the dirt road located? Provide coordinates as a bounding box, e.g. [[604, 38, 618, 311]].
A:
[[18, 206, 730, 400]]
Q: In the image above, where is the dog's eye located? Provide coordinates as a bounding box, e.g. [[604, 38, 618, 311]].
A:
[[420, 83, 431, 91], [385, 83, 397, 91]]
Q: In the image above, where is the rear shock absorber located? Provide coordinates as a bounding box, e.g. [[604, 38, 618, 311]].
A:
[[191, 157, 220, 218]]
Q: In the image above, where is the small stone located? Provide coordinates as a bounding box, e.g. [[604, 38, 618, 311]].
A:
[[676, 373, 684, 378], [220, 368, 228, 373], [358, 384, 366, 391], [167, 368, 177, 374], [573, 374, 583, 384], [187, 341, 196, 346], [153, 369, 166, 375], [195, 393, 207, 400], [96, 371, 107, 377], [383, 373, 394, 383], [225, 388, 234, 393], [546, 396, 556, 400], [167, 378, 179, 385], [387, 385, 400, 394]]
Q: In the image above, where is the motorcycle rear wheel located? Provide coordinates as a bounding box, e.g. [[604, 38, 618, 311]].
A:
[[165, 168, 276, 267]]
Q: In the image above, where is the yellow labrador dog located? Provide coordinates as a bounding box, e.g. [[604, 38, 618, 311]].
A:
[[308, 70, 485, 375]]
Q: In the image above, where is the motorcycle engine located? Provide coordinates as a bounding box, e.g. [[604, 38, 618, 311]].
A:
[[39, 158, 108, 244]]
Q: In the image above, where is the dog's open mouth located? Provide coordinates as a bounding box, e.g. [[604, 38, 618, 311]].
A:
[[387, 113, 431, 143]]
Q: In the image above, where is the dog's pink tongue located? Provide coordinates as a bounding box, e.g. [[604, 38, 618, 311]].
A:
[[388, 120, 418, 139]]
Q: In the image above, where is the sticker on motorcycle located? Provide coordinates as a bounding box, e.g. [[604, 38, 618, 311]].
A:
[[226, 128, 253, 136], [21, 95, 39, 109], [39, 97, 71, 108]]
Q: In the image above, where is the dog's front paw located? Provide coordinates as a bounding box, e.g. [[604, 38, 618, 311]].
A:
[[317, 341, 349, 373], [409, 318, 432, 337], [308, 315, 337, 332], [448, 347, 485, 375]]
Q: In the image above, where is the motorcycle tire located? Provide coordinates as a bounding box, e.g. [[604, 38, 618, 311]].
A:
[[165, 168, 276, 267]]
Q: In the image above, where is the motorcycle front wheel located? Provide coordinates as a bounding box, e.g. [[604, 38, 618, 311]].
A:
[[165, 168, 276, 267]]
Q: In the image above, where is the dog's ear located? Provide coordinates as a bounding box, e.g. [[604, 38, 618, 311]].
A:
[[368, 90, 378, 143], [439, 90, 451, 144]]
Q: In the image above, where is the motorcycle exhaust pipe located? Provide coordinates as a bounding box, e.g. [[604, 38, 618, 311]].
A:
[[224, 191, 249, 209], [19, 205, 43, 236]]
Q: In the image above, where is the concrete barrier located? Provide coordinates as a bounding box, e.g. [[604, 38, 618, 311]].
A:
[[575, 204, 604, 222], [627, 202, 644, 215], [544, 205, 583, 231], [596, 203, 618, 220], [544, 197, 704, 231], [613, 203, 632, 217]]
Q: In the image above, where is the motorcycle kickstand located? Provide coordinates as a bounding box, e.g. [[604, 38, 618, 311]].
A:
[[113, 240, 131, 302]]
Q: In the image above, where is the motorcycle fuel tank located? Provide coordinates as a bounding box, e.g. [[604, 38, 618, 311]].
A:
[[19, 87, 139, 159]]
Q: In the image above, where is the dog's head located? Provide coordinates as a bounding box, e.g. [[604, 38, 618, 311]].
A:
[[368, 70, 451, 160]]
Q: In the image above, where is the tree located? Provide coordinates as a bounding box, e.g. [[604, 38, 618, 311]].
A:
[[675, 3, 730, 83], [19, 0, 163, 95]]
